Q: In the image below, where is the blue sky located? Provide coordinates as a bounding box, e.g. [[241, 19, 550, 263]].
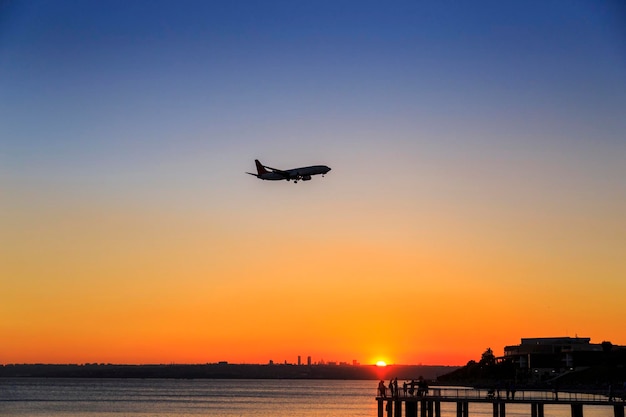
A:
[[3, 2, 624, 147], [2, 1, 626, 364], [3, 0, 624, 218]]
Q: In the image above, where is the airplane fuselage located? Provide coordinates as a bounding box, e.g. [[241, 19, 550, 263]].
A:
[[247, 160, 331, 183], [258, 165, 330, 181]]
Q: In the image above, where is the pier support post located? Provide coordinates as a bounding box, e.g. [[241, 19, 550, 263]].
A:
[[394, 399, 402, 417], [421, 400, 427, 417], [537, 403, 544, 417], [378, 399, 384, 417], [531, 403, 544, 417], [386, 400, 393, 417], [571, 403, 583, 417], [614, 404, 625, 417], [456, 401, 469, 417], [435, 401, 441, 417], [427, 400, 434, 417], [492, 402, 506, 417], [406, 401, 418, 417]]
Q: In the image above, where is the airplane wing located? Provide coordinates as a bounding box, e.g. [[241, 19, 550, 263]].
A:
[[262, 165, 292, 179]]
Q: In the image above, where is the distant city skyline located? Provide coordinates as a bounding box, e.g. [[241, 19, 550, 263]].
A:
[[2, 1, 625, 366], [266, 357, 361, 366]]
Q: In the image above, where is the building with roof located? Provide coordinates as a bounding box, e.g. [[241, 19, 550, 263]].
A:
[[503, 337, 621, 379]]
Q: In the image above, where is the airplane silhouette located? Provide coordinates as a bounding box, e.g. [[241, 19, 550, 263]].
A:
[[247, 159, 331, 183]]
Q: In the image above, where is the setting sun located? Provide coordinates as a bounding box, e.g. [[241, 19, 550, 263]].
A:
[[376, 361, 387, 367]]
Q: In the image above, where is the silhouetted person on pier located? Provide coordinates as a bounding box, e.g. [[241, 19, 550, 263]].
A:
[[378, 380, 387, 398], [417, 377, 428, 396], [389, 379, 395, 397], [393, 378, 398, 397], [409, 380, 415, 396], [403, 381, 407, 396]]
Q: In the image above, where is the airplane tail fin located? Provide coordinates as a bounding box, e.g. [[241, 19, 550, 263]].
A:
[[255, 159, 269, 175]]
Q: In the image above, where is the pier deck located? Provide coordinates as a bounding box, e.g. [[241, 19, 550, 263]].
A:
[[376, 387, 625, 417]]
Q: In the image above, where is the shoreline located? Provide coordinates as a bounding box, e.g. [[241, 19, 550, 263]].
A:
[[0, 363, 456, 380]]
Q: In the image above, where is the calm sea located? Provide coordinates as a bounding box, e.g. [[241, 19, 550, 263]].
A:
[[0, 378, 613, 417]]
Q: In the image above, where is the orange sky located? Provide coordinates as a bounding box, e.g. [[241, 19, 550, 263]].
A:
[[3, 161, 625, 365]]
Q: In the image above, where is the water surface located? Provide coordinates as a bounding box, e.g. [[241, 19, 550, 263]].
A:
[[0, 379, 613, 416]]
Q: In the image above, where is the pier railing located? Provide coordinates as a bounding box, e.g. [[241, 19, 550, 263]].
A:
[[376, 386, 619, 404], [376, 385, 625, 417]]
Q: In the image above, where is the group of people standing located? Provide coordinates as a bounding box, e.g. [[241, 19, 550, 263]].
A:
[[378, 378, 429, 398], [486, 383, 517, 400]]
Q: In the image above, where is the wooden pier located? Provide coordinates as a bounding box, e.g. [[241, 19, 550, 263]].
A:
[[376, 387, 625, 417]]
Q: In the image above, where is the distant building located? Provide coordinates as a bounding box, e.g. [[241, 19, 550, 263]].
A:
[[307, 356, 312, 366], [298, 356, 301, 366], [504, 337, 620, 375]]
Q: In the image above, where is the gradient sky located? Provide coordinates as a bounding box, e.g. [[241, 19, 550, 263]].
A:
[[1, 0, 625, 366]]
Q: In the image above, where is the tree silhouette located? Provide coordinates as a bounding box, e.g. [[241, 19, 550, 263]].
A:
[[480, 348, 496, 367]]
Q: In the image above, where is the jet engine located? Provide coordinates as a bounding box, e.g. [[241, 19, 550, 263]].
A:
[[301, 175, 312, 181]]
